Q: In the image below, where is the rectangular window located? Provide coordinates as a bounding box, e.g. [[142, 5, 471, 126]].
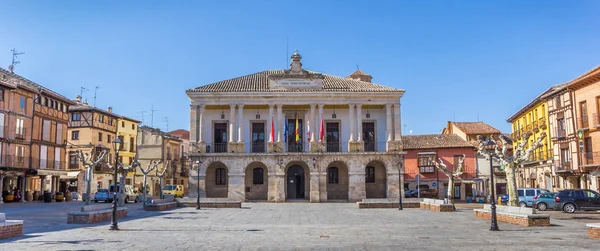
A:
[[326, 122, 340, 152], [122, 121, 125, 127], [72, 130, 79, 140], [287, 118, 303, 152], [98, 132, 103, 141], [19, 96, 26, 112], [72, 113, 81, 121], [366, 166, 375, 183], [107, 134, 112, 143], [15, 118, 24, 138], [418, 154, 436, 173], [363, 122, 375, 152], [69, 151, 78, 169], [453, 155, 462, 169], [40, 145, 48, 169], [0, 88, 4, 101], [0, 113, 4, 138], [118, 136, 124, 150], [216, 168, 227, 185], [328, 167, 339, 184], [130, 137, 135, 152], [251, 122, 265, 153], [581, 101, 589, 128], [253, 168, 264, 185], [213, 123, 228, 153], [56, 123, 63, 144], [16, 146, 24, 163], [99, 114, 104, 123], [132, 124, 135, 130], [42, 120, 51, 141]]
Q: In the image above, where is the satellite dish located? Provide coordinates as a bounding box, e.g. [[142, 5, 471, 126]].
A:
[[8, 64, 14, 72]]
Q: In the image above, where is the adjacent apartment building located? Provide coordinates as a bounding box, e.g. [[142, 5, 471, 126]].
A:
[[186, 51, 405, 202], [402, 134, 477, 201], [136, 126, 183, 196], [168, 129, 190, 193], [0, 68, 74, 203]]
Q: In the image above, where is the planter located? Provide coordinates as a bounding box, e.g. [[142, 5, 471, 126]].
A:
[[33, 191, 40, 201], [26, 191, 33, 202], [4, 194, 14, 203], [56, 192, 64, 202], [66, 192, 73, 201]]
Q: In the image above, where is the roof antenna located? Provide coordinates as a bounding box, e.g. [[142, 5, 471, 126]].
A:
[[93, 86, 99, 107], [80, 87, 89, 99], [164, 117, 169, 132], [9, 48, 25, 73], [150, 105, 157, 128], [138, 111, 146, 125], [356, 64, 360, 70]]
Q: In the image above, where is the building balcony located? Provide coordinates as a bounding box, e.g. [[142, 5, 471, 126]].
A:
[[593, 113, 600, 128], [524, 149, 553, 163], [533, 121, 539, 132], [538, 118, 547, 129], [196, 140, 390, 154], [418, 166, 435, 174], [526, 124, 533, 132], [577, 117, 589, 130], [552, 129, 566, 139], [0, 155, 28, 168], [512, 130, 521, 140], [582, 152, 600, 166], [554, 161, 572, 172], [15, 130, 27, 140]]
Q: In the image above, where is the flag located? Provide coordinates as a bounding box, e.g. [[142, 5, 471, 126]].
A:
[[319, 116, 324, 141], [270, 116, 275, 142], [306, 114, 311, 141], [295, 114, 300, 143], [283, 115, 288, 142]]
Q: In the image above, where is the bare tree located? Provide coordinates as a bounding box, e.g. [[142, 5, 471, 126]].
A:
[[477, 132, 546, 206], [155, 161, 169, 199], [429, 154, 465, 205], [138, 160, 160, 205], [108, 160, 139, 207], [76, 150, 108, 205]]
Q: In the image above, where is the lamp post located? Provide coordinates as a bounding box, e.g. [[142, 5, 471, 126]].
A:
[[312, 157, 316, 170], [193, 159, 202, 210], [278, 158, 284, 169], [110, 138, 123, 231], [398, 156, 404, 210], [485, 139, 499, 231]]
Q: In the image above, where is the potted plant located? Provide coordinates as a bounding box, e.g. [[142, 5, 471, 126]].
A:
[[3, 187, 14, 203]]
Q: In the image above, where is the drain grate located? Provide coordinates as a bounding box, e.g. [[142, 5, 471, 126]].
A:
[[246, 229, 263, 232], [320, 235, 330, 238]]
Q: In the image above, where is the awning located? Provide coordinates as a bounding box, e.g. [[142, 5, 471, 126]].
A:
[[60, 171, 81, 179], [36, 169, 69, 176], [417, 152, 436, 155]]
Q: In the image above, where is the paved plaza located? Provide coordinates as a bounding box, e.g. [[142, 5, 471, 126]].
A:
[[1, 202, 599, 250]]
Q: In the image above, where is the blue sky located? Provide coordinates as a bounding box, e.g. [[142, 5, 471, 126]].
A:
[[1, 1, 598, 134]]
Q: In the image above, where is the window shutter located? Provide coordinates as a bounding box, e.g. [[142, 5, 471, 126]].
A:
[[0, 113, 4, 138], [56, 124, 63, 144], [40, 145, 48, 169]]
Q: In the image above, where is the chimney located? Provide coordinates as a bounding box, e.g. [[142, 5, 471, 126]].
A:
[[108, 106, 113, 113], [76, 95, 82, 102]]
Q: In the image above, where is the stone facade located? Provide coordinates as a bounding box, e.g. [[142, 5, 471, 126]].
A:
[[189, 153, 401, 202], [66, 208, 127, 224], [0, 223, 23, 240]]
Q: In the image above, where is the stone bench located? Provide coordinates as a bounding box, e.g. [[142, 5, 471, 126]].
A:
[[356, 198, 421, 209], [420, 198, 455, 212], [176, 198, 242, 208], [0, 213, 23, 240], [587, 223, 600, 239], [67, 204, 128, 224], [144, 198, 178, 211], [473, 204, 550, 227]]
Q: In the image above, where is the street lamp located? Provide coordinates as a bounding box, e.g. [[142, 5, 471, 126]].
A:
[[193, 159, 202, 210], [110, 137, 123, 231], [398, 156, 404, 210], [312, 157, 317, 169], [278, 158, 284, 169], [485, 139, 499, 231]]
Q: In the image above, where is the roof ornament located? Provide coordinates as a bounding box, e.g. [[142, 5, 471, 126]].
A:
[[290, 49, 302, 74]]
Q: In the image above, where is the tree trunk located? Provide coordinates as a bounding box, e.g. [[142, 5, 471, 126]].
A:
[[143, 175, 148, 206], [85, 168, 92, 205], [447, 177, 454, 204], [505, 164, 518, 206]]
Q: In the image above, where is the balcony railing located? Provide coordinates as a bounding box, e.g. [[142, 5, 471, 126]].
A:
[[578, 117, 589, 129], [555, 161, 571, 171], [533, 121, 539, 131], [166, 153, 172, 160], [287, 142, 304, 153], [15, 130, 27, 140], [526, 124, 533, 132], [538, 118, 547, 129], [0, 155, 28, 168], [251, 142, 266, 153], [593, 113, 600, 128], [553, 129, 566, 139], [326, 142, 341, 152], [512, 130, 521, 140], [525, 149, 553, 163], [206, 143, 228, 153], [583, 152, 600, 165]]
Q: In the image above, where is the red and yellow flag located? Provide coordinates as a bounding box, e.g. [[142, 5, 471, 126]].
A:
[[295, 114, 300, 142]]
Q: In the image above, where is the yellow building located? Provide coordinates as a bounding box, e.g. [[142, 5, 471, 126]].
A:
[[507, 87, 555, 191], [116, 116, 141, 183]]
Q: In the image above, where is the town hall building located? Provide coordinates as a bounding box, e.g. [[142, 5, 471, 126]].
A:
[[186, 51, 405, 202]]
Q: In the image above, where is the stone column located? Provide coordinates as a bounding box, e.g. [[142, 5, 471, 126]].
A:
[[309, 171, 320, 202], [268, 171, 286, 202], [386, 104, 393, 142], [348, 104, 355, 142], [268, 104, 274, 142], [237, 104, 244, 143], [349, 172, 366, 202], [319, 172, 327, 202], [0, 175, 4, 203], [198, 105, 205, 142], [277, 105, 283, 143], [229, 105, 236, 143], [394, 103, 402, 141], [40, 175, 46, 192], [227, 173, 245, 201], [387, 170, 400, 199], [21, 176, 27, 202], [318, 104, 324, 142], [190, 105, 198, 142], [310, 104, 316, 142], [356, 104, 363, 142]]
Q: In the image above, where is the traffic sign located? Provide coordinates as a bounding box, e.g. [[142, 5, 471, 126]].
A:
[[432, 182, 437, 187]]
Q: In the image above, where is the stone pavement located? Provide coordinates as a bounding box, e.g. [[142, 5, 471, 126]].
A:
[[1, 203, 599, 250]]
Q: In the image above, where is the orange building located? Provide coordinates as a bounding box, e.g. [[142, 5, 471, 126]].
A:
[[402, 134, 477, 201], [567, 65, 600, 192]]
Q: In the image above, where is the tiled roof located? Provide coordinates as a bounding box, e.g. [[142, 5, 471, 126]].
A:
[[0, 67, 74, 103], [168, 129, 190, 140], [452, 122, 501, 135], [565, 65, 600, 90], [70, 101, 141, 123], [402, 134, 474, 150], [506, 86, 557, 122], [187, 70, 401, 93], [348, 69, 371, 76], [140, 126, 182, 141]]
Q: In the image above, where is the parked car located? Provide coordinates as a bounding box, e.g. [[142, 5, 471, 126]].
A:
[[532, 192, 556, 211], [500, 188, 550, 207], [109, 184, 139, 203], [163, 185, 185, 198], [554, 189, 600, 213], [94, 189, 111, 203]]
